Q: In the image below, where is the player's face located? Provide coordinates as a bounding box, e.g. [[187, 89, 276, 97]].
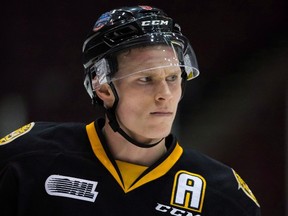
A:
[[112, 45, 182, 142]]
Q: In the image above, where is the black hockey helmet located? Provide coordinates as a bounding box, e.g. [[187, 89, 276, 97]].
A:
[[82, 5, 199, 104]]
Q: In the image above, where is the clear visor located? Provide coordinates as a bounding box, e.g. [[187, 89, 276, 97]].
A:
[[88, 34, 199, 90]]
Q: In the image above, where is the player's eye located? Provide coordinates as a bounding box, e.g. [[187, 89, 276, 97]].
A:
[[138, 76, 152, 82], [166, 74, 179, 82]]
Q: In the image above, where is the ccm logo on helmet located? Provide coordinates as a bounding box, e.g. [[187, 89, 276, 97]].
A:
[[141, 20, 169, 26]]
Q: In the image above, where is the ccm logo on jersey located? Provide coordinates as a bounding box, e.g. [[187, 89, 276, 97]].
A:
[[141, 20, 169, 26], [45, 175, 99, 202], [156, 203, 202, 216]]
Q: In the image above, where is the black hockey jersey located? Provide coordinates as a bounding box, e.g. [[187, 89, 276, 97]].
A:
[[0, 119, 261, 216]]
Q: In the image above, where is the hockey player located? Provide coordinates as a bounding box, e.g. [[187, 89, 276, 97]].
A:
[[0, 5, 261, 216]]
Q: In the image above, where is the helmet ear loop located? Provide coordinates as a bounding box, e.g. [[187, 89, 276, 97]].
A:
[[92, 89, 104, 106], [105, 82, 120, 132], [105, 55, 122, 131], [180, 70, 188, 100], [92, 93, 98, 106]]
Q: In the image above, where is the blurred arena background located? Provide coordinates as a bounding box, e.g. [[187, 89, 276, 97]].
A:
[[1, 0, 287, 215]]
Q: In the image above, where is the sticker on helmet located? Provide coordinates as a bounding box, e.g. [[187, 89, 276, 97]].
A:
[[0, 122, 35, 145], [232, 169, 260, 207], [93, 12, 111, 32], [139, 5, 153, 10]]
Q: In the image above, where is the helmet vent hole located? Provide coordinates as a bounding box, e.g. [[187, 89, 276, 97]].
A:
[[105, 25, 139, 43]]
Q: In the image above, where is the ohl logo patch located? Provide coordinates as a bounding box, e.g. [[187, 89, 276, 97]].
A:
[[45, 175, 99, 202], [0, 122, 35, 145], [232, 169, 260, 207]]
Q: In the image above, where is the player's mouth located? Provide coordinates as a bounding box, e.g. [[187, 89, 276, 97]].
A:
[[150, 111, 173, 116]]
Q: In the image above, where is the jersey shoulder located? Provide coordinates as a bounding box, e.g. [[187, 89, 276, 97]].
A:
[[0, 122, 88, 165], [180, 148, 232, 174], [177, 149, 260, 213]]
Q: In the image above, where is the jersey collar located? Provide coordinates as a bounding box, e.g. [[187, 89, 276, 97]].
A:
[[86, 119, 183, 193]]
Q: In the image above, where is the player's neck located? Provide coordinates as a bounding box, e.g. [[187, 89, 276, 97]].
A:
[[102, 120, 167, 166]]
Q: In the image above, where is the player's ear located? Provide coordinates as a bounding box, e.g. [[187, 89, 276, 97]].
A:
[[95, 84, 115, 108]]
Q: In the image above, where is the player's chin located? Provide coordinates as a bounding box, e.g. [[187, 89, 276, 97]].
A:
[[147, 124, 173, 138]]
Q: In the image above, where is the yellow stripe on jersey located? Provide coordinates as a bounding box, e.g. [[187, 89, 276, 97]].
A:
[[128, 143, 183, 192], [86, 122, 125, 191]]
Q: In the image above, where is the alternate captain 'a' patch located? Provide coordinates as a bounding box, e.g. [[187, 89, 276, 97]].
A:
[[0, 122, 35, 145], [170, 170, 206, 213], [232, 169, 260, 207]]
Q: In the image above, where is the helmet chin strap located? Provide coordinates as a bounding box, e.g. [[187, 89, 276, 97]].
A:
[[105, 82, 164, 148]]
